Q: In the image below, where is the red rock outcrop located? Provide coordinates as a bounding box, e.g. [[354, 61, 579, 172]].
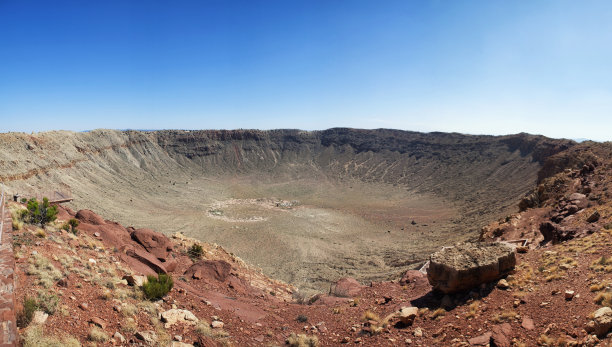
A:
[[427, 242, 516, 294], [185, 260, 232, 282], [130, 228, 173, 261]]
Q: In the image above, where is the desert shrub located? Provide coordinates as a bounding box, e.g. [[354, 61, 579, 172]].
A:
[[17, 297, 38, 328], [142, 274, 174, 300], [68, 218, 79, 235], [188, 243, 204, 259], [36, 291, 59, 315], [88, 326, 109, 342], [594, 292, 612, 307], [195, 321, 212, 336], [20, 197, 27, 203], [286, 333, 319, 347], [22, 198, 58, 226], [296, 314, 308, 323], [35, 228, 46, 238], [26, 254, 63, 288], [22, 325, 80, 347]]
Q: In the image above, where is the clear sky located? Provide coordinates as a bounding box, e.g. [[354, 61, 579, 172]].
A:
[[1, 1, 611, 141]]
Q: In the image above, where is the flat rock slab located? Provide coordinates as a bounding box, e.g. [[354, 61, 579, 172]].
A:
[[427, 242, 516, 293]]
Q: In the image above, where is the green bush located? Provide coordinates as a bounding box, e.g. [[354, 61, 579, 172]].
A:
[[21, 198, 58, 226], [142, 274, 174, 300], [188, 243, 204, 260], [17, 297, 38, 328], [68, 218, 79, 235]]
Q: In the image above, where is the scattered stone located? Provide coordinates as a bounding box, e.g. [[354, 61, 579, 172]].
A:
[[516, 246, 528, 253], [468, 332, 491, 346], [88, 258, 97, 265], [113, 332, 126, 343], [559, 263, 572, 270], [413, 327, 423, 337], [585, 307, 612, 337], [405, 338, 412, 344], [586, 210, 600, 223], [565, 290, 575, 300], [160, 309, 199, 328], [78, 303, 89, 311], [170, 342, 193, 347], [341, 336, 351, 343], [569, 193, 586, 202], [89, 317, 106, 329], [398, 307, 418, 326], [31, 311, 48, 325], [57, 277, 68, 287], [211, 320, 224, 329], [173, 335, 183, 341], [496, 279, 510, 290], [521, 317, 535, 330], [135, 331, 158, 345], [69, 295, 76, 301], [123, 274, 148, 287], [427, 242, 516, 293], [491, 323, 511, 347], [94, 232, 101, 238]]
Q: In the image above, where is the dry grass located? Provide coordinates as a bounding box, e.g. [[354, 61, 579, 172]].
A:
[[430, 308, 446, 320], [22, 325, 80, 347], [121, 303, 138, 317], [195, 321, 212, 337], [590, 255, 612, 272], [465, 301, 480, 319], [594, 292, 612, 307], [26, 255, 63, 288], [121, 318, 137, 334], [537, 334, 555, 346], [88, 326, 109, 342], [286, 333, 319, 347], [590, 282, 608, 292], [492, 310, 518, 323]]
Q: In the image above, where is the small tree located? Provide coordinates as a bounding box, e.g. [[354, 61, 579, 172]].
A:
[[23, 198, 58, 226]]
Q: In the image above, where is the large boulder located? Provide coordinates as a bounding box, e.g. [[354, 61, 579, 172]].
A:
[[427, 242, 516, 294], [160, 308, 199, 328], [75, 209, 105, 225], [123, 247, 168, 274], [331, 277, 364, 298], [131, 228, 173, 261], [585, 307, 612, 337], [184, 260, 231, 282]]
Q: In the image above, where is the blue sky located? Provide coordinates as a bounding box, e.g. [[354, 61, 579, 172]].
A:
[[1, 1, 611, 141]]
